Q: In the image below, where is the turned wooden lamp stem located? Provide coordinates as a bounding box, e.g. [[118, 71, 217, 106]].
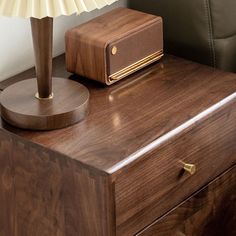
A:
[[30, 17, 53, 99]]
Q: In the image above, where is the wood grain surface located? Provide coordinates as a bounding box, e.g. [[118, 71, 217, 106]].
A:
[[2, 17, 90, 131], [138, 165, 236, 236], [2, 54, 236, 173], [115, 95, 236, 235], [65, 7, 162, 84], [31, 17, 53, 98], [0, 78, 89, 130], [1, 54, 236, 235], [0, 130, 114, 236]]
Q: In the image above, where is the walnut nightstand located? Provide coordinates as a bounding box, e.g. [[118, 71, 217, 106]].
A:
[[0, 55, 235, 235]]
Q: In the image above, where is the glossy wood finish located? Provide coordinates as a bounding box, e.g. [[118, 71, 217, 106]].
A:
[[138, 165, 236, 236], [3, 55, 236, 173], [1, 54, 236, 235], [115, 95, 236, 235], [31, 17, 53, 98], [0, 78, 89, 130]]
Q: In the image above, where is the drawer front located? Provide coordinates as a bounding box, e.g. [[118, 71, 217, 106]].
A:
[[115, 98, 236, 235], [138, 165, 236, 236]]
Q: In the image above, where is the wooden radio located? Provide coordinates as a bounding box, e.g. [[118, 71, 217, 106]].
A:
[[65, 7, 163, 85]]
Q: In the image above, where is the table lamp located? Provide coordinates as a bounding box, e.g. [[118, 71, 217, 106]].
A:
[[0, 0, 117, 130]]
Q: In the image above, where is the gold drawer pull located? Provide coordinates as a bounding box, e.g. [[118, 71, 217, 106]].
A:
[[181, 161, 196, 175]]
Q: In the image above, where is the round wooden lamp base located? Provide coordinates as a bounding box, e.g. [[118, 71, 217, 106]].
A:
[[0, 78, 89, 130]]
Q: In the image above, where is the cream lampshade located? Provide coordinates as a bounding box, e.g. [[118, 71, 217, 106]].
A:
[[0, 0, 118, 130]]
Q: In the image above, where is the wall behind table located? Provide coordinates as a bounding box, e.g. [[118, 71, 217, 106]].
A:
[[0, 0, 127, 82]]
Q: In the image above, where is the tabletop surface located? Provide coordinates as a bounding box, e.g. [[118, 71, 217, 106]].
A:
[[1, 54, 236, 173]]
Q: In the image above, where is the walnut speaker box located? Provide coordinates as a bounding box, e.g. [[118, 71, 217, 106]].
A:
[[65, 7, 163, 85]]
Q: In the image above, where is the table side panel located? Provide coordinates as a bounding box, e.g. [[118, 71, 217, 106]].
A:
[[0, 130, 115, 236]]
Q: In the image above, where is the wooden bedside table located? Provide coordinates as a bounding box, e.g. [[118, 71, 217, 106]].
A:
[[0, 55, 235, 236]]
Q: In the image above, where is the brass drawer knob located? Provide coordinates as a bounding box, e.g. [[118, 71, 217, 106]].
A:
[[181, 162, 196, 175]]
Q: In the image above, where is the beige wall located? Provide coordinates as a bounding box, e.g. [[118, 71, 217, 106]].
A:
[[0, 0, 127, 81]]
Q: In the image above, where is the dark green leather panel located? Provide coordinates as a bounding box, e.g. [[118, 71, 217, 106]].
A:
[[210, 0, 236, 39], [215, 35, 236, 72], [129, 0, 215, 67], [129, 0, 236, 72]]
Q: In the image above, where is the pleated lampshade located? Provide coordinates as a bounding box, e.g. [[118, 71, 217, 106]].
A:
[[0, 0, 118, 130], [0, 0, 117, 18]]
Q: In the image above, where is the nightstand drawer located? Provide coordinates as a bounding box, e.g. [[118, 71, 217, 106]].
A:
[[115, 99, 236, 236], [138, 165, 236, 236]]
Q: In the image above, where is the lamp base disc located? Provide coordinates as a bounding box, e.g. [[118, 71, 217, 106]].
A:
[[0, 78, 89, 130]]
